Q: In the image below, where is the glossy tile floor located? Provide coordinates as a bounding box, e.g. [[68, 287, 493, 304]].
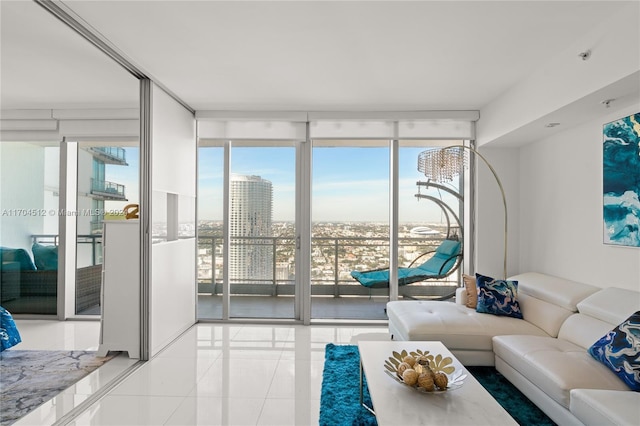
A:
[[12, 320, 389, 425]]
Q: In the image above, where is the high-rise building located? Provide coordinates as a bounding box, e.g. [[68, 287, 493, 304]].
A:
[[76, 146, 129, 267], [229, 174, 273, 283]]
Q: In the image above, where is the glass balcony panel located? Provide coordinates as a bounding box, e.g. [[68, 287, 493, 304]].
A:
[[90, 178, 127, 200]]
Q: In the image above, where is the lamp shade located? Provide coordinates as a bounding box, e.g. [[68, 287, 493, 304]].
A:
[[417, 147, 467, 183]]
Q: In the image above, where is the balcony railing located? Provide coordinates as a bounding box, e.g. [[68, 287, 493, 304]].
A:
[[90, 178, 127, 200], [197, 235, 460, 299], [32, 234, 103, 266], [88, 147, 128, 165]]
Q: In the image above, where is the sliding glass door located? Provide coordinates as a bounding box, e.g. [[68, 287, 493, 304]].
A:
[[229, 142, 296, 319], [0, 141, 60, 315], [198, 141, 298, 320], [310, 141, 390, 320]]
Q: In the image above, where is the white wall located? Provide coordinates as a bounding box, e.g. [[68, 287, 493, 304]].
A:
[[518, 104, 640, 291], [475, 147, 520, 280], [149, 83, 197, 357]]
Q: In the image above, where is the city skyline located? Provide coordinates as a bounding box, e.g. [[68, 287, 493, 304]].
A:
[[106, 145, 463, 225], [198, 145, 461, 224]]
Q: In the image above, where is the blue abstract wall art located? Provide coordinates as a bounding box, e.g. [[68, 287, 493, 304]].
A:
[[603, 112, 640, 247]]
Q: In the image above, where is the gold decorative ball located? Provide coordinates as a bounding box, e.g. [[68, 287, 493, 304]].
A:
[[417, 355, 430, 366], [396, 361, 411, 377], [418, 372, 435, 391], [402, 368, 419, 386], [403, 355, 417, 367], [434, 372, 449, 390]]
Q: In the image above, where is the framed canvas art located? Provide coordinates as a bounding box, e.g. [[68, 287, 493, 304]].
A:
[[603, 112, 640, 247]]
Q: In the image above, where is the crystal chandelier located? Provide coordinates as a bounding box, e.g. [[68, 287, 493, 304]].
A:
[[417, 145, 509, 279], [417, 147, 467, 182]]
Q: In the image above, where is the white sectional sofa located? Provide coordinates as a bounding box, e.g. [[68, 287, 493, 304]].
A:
[[386, 272, 640, 426]]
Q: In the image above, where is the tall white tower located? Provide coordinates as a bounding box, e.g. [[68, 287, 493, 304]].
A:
[[229, 174, 273, 283]]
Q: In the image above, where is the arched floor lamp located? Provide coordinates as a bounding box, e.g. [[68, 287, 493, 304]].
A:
[[417, 145, 508, 280]]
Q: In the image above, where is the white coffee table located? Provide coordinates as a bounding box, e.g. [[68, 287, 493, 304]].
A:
[[358, 341, 518, 425]]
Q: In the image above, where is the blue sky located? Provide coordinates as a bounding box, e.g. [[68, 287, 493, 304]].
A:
[[197, 145, 461, 223]]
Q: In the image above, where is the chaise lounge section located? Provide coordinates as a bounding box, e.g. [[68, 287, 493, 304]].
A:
[[386, 272, 640, 426]]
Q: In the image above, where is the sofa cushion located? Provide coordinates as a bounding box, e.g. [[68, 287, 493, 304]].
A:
[[510, 272, 599, 311], [493, 335, 631, 409], [386, 300, 547, 351], [578, 287, 640, 326], [517, 292, 575, 338], [475, 273, 523, 319], [32, 243, 58, 271], [0, 247, 36, 271], [570, 389, 640, 426], [559, 313, 619, 350], [588, 311, 640, 391]]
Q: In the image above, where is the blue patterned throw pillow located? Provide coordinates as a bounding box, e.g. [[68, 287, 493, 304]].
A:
[[588, 311, 640, 391], [475, 273, 523, 319], [0, 306, 21, 351]]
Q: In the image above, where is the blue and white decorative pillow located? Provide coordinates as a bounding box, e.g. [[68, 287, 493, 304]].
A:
[[0, 306, 21, 352], [475, 273, 523, 319], [588, 311, 640, 391]]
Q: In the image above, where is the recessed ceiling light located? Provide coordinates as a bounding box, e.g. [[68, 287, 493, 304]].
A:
[[545, 123, 561, 128]]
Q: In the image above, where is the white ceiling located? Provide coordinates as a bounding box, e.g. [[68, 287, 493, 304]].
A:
[[1, 1, 637, 125]]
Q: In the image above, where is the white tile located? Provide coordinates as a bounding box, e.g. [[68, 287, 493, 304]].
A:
[[11, 320, 388, 426], [73, 354, 139, 395], [164, 396, 264, 425], [69, 395, 184, 425], [14, 393, 89, 426], [257, 398, 320, 426], [191, 358, 279, 398], [155, 330, 223, 360], [109, 357, 216, 397], [267, 359, 324, 400]]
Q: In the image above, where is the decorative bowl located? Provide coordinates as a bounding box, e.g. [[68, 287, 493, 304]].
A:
[[383, 349, 466, 393]]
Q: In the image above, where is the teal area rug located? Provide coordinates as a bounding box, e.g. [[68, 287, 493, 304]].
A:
[[319, 344, 556, 426], [0, 350, 115, 425]]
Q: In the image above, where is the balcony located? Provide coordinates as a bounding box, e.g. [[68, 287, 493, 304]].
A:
[[197, 235, 460, 319], [90, 178, 127, 201], [12, 234, 458, 319], [88, 147, 128, 165]]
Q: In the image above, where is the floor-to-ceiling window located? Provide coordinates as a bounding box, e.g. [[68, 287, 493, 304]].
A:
[[197, 144, 225, 319], [196, 116, 475, 323], [310, 141, 390, 320], [198, 141, 297, 320], [398, 141, 464, 300], [0, 142, 60, 315]]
